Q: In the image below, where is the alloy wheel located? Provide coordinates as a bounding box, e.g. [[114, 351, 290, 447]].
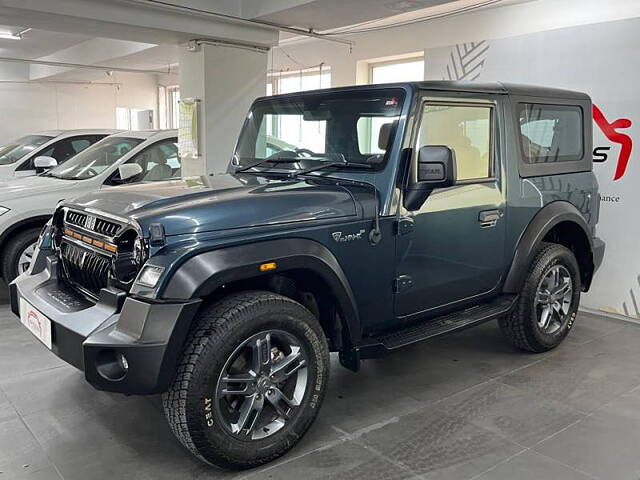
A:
[[535, 265, 573, 334], [215, 330, 309, 440], [17, 241, 37, 275]]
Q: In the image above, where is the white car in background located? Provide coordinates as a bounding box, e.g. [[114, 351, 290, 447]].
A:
[[0, 129, 179, 282], [0, 129, 119, 180]]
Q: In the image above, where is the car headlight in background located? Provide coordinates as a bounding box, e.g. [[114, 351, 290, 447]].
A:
[[135, 265, 164, 288], [0, 206, 9, 216]]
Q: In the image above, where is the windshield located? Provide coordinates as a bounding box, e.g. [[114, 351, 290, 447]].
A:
[[46, 137, 143, 180], [0, 135, 54, 165], [234, 89, 406, 173]]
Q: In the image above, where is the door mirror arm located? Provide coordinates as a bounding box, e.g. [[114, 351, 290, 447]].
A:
[[403, 145, 457, 211]]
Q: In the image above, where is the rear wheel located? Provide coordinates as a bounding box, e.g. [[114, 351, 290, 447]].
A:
[[163, 291, 329, 470], [1, 227, 41, 283], [499, 242, 581, 352]]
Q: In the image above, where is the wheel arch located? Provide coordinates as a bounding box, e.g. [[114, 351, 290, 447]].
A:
[[503, 201, 595, 293], [160, 238, 361, 349], [0, 216, 50, 274]]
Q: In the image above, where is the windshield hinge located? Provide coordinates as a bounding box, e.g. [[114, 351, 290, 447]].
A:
[[393, 275, 413, 293], [395, 217, 414, 236]]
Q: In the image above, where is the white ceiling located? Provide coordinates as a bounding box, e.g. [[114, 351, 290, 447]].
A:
[[253, 0, 458, 31], [0, 26, 92, 59], [0, 0, 512, 81]]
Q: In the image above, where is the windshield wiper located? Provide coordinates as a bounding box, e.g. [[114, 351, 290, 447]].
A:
[[235, 158, 301, 173], [289, 161, 372, 178]]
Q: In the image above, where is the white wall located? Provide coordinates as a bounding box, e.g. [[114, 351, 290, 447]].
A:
[[270, 0, 640, 86], [0, 71, 160, 144]]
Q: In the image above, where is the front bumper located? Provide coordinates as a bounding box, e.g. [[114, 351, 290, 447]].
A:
[[11, 255, 200, 395]]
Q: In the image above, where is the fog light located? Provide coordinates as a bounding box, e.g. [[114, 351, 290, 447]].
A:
[[118, 353, 129, 372], [136, 265, 164, 288], [96, 349, 129, 381]]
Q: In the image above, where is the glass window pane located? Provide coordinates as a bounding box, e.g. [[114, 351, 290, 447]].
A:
[[131, 140, 181, 182], [48, 137, 144, 180], [70, 138, 92, 153], [270, 70, 331, 95], [357, 117, 397, 155], [116, 107, 130, 130], [371, 59, 424, 84], [418, 104, 492, 181], [519, 104, 583, 163], [236, 89, 405, 171], [0, 135, 53, 165]]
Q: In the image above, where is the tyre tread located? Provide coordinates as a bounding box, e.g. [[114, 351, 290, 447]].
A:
[[499, 242, 578, 352], [162, 290, 326, 469]]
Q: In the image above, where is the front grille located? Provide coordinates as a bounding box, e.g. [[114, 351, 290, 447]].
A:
[[65, 209, 122, 238], [60, 241, 111, 297], [66, 211, 87, 228], [94, 218, 120, 237]]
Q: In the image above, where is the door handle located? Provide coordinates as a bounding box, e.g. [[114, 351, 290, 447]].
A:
[[479, 209, 503, 227]]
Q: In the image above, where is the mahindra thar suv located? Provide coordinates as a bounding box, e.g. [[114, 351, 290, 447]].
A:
[[11, 82, 605, 470]]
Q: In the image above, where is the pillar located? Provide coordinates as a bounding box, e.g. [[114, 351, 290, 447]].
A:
[[178, 42, 269, 176]]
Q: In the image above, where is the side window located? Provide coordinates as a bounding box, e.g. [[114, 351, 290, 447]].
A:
[[417, 103, 493, 181], [17, 144, 54, 171], [39, 145, 54, 158], [126, 138, 180, 182], [69, 137, 94, 155], [518, 104, 583, 163], [49, 138, 78, 163]]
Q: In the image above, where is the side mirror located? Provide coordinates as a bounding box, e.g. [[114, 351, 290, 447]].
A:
[[117, 163, 143, 182], [33, 156, 58, 172], [403, 145, 457, 211]]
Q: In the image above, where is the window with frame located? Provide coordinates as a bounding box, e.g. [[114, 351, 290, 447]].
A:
[[27, 135, 98, 170], [168, 87, 180, 129], [267, 67, 331, 96], [126, 138, 181, 182], [370, 57, 424, 84], [235, 89, 405, 171], [417, 103, 493, 181], [518, 103, 583, 164]]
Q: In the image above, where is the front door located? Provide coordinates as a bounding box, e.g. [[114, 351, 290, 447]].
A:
[[395, 98, 506, 320]]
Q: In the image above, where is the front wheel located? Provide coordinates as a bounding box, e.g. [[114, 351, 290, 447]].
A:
[[163, 291, 329, 470], [1, 227, 41, 283], [499, 243, 581, 352]]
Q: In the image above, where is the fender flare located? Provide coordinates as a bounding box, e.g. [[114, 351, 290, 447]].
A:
[[503, 201, 594, 293], [161, 238, 361, 345]]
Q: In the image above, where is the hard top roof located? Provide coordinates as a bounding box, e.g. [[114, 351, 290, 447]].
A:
[[262, 81, 590, 101]]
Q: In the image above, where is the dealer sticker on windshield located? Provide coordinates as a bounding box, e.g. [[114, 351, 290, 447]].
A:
[[19, 299, 52, 350]]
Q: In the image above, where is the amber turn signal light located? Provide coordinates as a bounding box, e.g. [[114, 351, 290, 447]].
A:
[[259, 262, 277, 272]]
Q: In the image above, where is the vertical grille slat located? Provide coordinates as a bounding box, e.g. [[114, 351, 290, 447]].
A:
[[61, 210, 131, 298], [60, 241, 112, 297]]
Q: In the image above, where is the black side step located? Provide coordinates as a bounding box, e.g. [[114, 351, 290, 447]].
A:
[[360, 295, 517, 357]]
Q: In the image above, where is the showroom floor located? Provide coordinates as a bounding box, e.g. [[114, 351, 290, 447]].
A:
[[2, 288, 640, 480]]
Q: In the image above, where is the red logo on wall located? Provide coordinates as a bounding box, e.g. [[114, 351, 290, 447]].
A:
[[593, 104, 633, 181]]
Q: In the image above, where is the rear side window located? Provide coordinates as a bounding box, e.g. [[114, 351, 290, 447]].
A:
[[518, 104, 583, 163]]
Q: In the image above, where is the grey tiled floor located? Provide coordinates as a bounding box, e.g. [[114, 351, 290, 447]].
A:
[[2, 284, 640, 479]]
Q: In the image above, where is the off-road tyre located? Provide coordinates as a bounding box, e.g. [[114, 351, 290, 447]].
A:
[[499, 242, 581, 353], [1, 227, 41, 283], [162, 291, 329, 470]]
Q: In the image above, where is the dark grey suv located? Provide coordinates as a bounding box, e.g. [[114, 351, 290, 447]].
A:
[[11, 82, 605, 469]]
